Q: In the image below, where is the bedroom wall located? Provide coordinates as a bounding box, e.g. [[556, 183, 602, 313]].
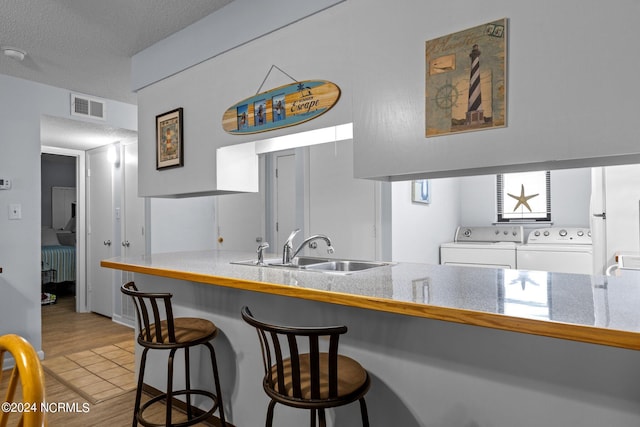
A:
[[0, 73, 136, 355], [41, 154, 76, 228]]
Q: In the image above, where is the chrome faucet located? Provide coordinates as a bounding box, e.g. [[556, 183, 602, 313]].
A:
[[256, 242, 270, 265], [282, 229, 334, 264], [282, 229, 300, 264]]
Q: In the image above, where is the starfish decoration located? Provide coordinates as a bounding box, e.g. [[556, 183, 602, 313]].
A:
[[508, 271, 540, 290], [508, 184, 539, 212]]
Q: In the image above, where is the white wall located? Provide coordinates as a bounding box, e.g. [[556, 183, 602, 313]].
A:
[[352, 0, 640, 179], [132, 0, 346, 92], [307, 141, 381, 260], [134, 0, 640, 187], [391, 167, 592, 264], [149, 197, 217, 253], [458, 168, 592, 228], [549, 168, 592, 227], [136, 3, 354, 197], [392, 178, 460, 263], [41, 154, 76, 227], [0, 74, 136, 353], [134, 0, 600, 263]]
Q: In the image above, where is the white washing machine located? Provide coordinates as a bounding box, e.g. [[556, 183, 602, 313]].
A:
[[516, 227, 592, 274], [440, 225, 524, 269]]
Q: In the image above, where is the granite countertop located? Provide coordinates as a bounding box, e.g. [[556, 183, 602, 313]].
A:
[[101, 250, 640, 350]]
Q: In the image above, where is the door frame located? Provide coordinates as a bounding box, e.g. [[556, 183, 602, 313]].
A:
[[41, 145, 88, 312]]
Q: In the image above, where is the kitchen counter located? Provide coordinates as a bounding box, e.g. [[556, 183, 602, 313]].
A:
[[101, 250, 640, 350], [102, 250, 640, 426]]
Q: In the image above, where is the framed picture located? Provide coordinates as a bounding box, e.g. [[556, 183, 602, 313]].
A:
[[425, 18, 507, 137], [412, 179, 431, 204], [156, 108, 183, 169]]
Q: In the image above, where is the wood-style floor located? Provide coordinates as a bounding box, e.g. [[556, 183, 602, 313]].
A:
[[5, 294, 221, 426], [40, 295, 138, 426]]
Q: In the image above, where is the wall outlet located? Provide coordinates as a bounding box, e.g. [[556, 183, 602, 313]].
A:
[[8, 204, 21, 220]]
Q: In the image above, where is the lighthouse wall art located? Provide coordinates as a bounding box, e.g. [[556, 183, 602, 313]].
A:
[[425, 18, 507, 137]]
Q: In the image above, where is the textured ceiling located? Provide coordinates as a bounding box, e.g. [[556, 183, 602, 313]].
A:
[[0, 0, 233, 105], [1, 0, 233, 150], [40, 114, 138, 151]]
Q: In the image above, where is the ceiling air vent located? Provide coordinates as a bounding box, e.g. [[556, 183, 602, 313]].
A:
[[71, 94, 106, 120]]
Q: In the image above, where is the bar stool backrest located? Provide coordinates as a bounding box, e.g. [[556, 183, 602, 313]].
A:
[[0, 334, 46, 427], [122, 281, 177, 345], [241, 306, 348, 400]]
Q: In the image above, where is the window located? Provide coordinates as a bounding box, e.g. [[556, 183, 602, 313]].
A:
[[497, 171, 551, 222]]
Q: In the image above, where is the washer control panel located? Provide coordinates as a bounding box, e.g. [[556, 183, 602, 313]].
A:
[[454, 225, 524, 243], [526, 227, 592, 245]]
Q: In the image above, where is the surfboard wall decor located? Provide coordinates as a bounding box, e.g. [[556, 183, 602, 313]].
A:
[[222, 80, 341, 135]]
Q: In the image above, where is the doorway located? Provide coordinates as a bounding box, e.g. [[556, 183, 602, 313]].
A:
[[40, 147, 87, 312]]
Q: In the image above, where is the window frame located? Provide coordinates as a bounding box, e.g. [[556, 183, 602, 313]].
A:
[[496, 171, 551, 223]]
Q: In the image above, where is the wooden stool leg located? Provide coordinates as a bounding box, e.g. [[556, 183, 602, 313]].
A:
[[133, 347, 149, 427]]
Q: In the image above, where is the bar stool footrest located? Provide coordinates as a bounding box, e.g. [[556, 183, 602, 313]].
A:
[[137, 389, 220, 427]]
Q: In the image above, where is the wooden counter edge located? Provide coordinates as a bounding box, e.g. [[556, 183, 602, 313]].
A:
[[101, 259, 640, 351]]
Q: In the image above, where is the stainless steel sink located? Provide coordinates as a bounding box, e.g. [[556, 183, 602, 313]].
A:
[[231, 256, 391, 274], [303, 260, 388, 273]]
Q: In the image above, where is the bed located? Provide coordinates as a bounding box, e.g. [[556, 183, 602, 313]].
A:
[[41, 228, 76, 284]]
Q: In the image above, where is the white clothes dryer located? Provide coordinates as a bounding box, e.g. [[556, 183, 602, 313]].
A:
[[516, 227, 593, 275], [440, 225, 524, 269]]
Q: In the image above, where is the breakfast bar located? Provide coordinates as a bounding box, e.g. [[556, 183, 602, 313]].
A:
[[102, 250, 640, 426]]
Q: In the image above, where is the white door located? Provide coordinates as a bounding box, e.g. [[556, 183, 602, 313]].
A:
[[122, 142, 145, 260], [308, 141, 378, 260], [275, 153, 296, 252], [87, 147, 114, 317], [591, 164, 640, 274]]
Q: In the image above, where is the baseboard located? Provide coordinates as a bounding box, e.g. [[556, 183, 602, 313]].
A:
[[2, 350, 45, 369], [142, 383, 234, 427], [111, 314, 135, 328]]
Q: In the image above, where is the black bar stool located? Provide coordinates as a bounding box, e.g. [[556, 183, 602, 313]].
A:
[[122, 282, 227, 427], [241, 306, 370, 427]]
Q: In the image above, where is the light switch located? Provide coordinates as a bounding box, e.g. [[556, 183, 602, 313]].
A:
[[9, 204, 21, 220]]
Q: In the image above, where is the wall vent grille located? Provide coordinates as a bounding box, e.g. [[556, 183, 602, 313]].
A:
[[71, 94, 106, 120]]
